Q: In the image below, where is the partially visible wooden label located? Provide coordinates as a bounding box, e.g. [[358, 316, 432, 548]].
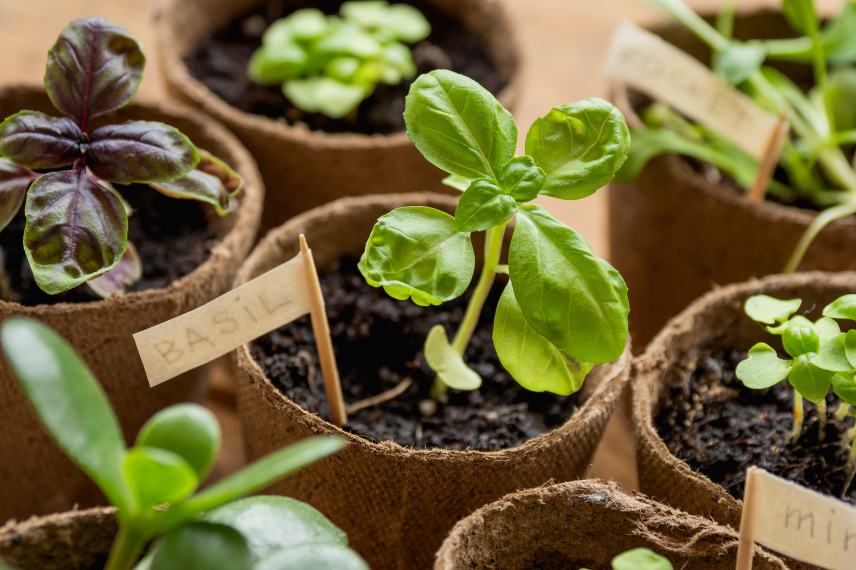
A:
[[604, 21, 780, 159], [134, 254, 311, 387], [744, 467, 856, 569]]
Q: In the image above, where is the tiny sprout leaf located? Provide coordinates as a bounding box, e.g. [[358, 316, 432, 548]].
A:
[[824, 294, 856, 321], [249, 45, 306, 85], [123, 447, 198, 508], [359, 206, 474, 306], [442, 174, 470, 192], [284, 78, 366, 120], [766, 314, 812, 335], [281, 8, 328, 41], [744, 294, 802, 325], [45, 17, 145, 127], [789, 355, 833, 403], [0, 111, 82, 169], [612, 548, 673, 570], [714, 42, 766, 85], [424, 325, 482, 391], [454, 179, 517, 233], [87, 241, 141, 298], [404, 70, 517, 181], [736, 343, 791, 389], [813, 333, 853, 372], [814, 316, 841, 343], [342, 1, 430, 43], [256, 544, 369, 570], [846, 330, 856, 369], [832, 373, 856, 406], [524, 98, 630, 200], [136, 403, 221, 481], [782, 322, 820, 358], [0, 159, 36, 232], [150, 522, 252, 570], [151, 149, 243, 216], [493, 283, 592, 395], [498, 156, 546, 202]]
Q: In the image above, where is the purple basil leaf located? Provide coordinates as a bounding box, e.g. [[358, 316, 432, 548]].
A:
[[45, 17, 145, 128], [0, 110, 82, 169], [24, 168, 128, 294], [87, 240, 141, 298], [149, 149, 242, 215], [0, 159, 37, 232], [86, 121, 200, 184]]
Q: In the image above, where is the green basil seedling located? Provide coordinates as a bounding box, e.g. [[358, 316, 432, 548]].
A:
[[580, 547, 673, 570], [359, 70, 631, 399], [0, 18, 241, 297], [0, 318, 366, 570], [248, 1, 429, 119]]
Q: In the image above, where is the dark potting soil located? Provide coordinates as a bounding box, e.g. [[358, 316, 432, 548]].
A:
[[251, 257, 581, 451], [185, 0, 506, 134], [524, 556, 600, 570], [0, 184, 219, 305], [656, 346, 856, 505]]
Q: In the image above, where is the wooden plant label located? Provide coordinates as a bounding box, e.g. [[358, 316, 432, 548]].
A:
[[737, 467, 856, 570], [603, 21, 781, 159]]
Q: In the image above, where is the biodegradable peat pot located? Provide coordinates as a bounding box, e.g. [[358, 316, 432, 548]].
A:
[[153, 0, 521, 230], [634, 271, 856, 536], [0, 85, 263, 522], [233, 193, 632, 570], [608, 8, 856, 346], [436, 479, 787, 569]]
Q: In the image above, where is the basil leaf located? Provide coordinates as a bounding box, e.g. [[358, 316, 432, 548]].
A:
[[832, 372, 856, 406], [123, 447, 198, 508], [454, 179, 517, 233], [341, 1, 430, 43], [86, 240, 142, 298], [509, 206, 629, 363], [424, 325, 482, 391], [612, 548, 673, 570], [0, 159, 36, 232], [736, 343, 791, 389], [256, 544, 369, 570], [789, 355, 833, 403], [404, 69, 517, 180], [782, 321, 820, 358], [824, 294, 856, 320], [745, 294, 802, 325], [150, 149, 243, 216], [24, 169, 128, 294], [86, 121, 199, 184], [846, 330, 856, 369], [283, 78, 367, 119], [493, 283, 592, 395], [497, 156, 546, 202], [812, 333, 853, 372], [248, 45, 306, 85], [714, 42, 766, 85], [150, 522, 252, 570], [136, 403, 221, 482], [525, 98, 629, 200], [442, 174, 471, 192], [359, 206, 474, 306], [45, 17, 145, 127], [0, 111, 82, 169], [814, 316, 841, 343]]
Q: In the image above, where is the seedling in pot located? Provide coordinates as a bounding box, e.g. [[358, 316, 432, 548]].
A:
[[0, 17, 241, 298], [359, 69, 631, 400], [0, 318, 366, 570], [580, 548, 673, 570], [248, 1, 430, 119]]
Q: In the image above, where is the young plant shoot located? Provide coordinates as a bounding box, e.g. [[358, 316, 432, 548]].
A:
[[581, 548, 673, 570], [737, 293, 856, 495], [248, 1, 430, 119], [618, 0, 856, 272], [359, 70, 631, 399], [0, 17, 241, 298], [0, 318, 366, 570]]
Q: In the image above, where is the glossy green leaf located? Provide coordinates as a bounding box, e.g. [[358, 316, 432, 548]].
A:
[[832, 372, 856, 406], [136, 403, 221, 481], [358, 206, 474, 306], [0, 318, 130, 510], [736, 343, 791, 389], [509, 206, 629, 363], [814, 316, 841, 343], [341, 1, 430, 43], [812, 333, 853, 372], [284, 77, 366, 119], [497, 156, 546, 202], [493, 283, 592, 395], [454, 179, 517, 233], [45, 17, 145, 127], [745, 295, 802, 325], [442, 174, 470, 192], [0, 159, 36, 232], [789, 355, 833, 403], [86, 241, 142, 298], [524, 98, 630, 200], [424, 325, 482, 391], [24, 168, 128, 294], [0, 111, 82, 169], [824, 294, 856, 320], [404, 70, 517, 180], [782, 321, 820, 357], [846, 330, 856, 368], [713, 42, 765, 85], [150, 522, 251, 570], [123, 447, 198, 508], [151, 149, 243, 216], [257, 544, 369, 570], [612, 548, 673, 570]]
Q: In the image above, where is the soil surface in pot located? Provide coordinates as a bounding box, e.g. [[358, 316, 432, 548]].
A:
[[186, 0, 506, 134], [251, 257, 581, 451], [656, 346, 856, 504], [0, 184, 220, 305], [524, 555, 598, 570]]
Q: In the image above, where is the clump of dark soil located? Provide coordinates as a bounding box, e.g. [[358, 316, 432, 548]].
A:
[[251, 257, 581, 451], [185, 0, 506, 134]]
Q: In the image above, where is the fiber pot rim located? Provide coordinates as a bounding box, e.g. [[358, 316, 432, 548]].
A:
[[234, 191, 632, 460], [152, 0, 522, 149], [0, 83, 264, 314]]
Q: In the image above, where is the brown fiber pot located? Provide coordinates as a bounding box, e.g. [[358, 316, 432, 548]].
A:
[[435, 479, 787, 569], [608, 9, 856, 346], [0, 85, 263, 523], [233, 193, 632, 570], [633, 271, 856, 563], [153, 0, 521, 231]]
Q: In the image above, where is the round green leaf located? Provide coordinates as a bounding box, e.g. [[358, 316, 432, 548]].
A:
[[284, 77, 367, 119], [424, 325, 481, 391], [493, 283, 592, 395], [845, 330, 856, 369], [612, 548, 673, 570], [342, 1, 430, 43], [789, 355, 833, 403], [358, 206, 474, 306], [812, 333, 853, 372], [136, 403, 221, 481], [0, 110, 82, 169], [248, 45, 307, 85], [814, 316, 841, 343], [824, 294, 856, 321], [782, 322, 820, 357], [524, 98, 629, 200], [498, 156, 546, 202], [282, 8, 328, 41], [832, 372, 856, 406], [257, 544, 369, 570], [123, 447, 198, 508], [735, 343, 791, 389], [745, 295, 802, 325], [454, 179, 517, 233], [150, 522, 251, 570]]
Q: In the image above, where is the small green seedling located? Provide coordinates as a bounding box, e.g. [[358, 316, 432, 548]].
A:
[[0, 318, 366, 570], [580, 547, 673, 570], [249, 1, 430, 119], [737, 293, 856, 495], [0, 17, 241, 297], [359, 70, 631, 399]]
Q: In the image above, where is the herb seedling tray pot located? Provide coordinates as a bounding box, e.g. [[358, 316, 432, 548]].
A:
[[0, 85, 263, 523], [608, 8, 856, 346], [435, 479, 787, 569], [152, 0, 521, 231], [232, 192, 631, 570]]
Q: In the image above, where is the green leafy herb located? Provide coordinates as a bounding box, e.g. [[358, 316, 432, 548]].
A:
[[579, 547, 673, 570]]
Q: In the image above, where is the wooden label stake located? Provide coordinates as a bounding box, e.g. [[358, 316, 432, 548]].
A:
[[748, 112, 790, 204]]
